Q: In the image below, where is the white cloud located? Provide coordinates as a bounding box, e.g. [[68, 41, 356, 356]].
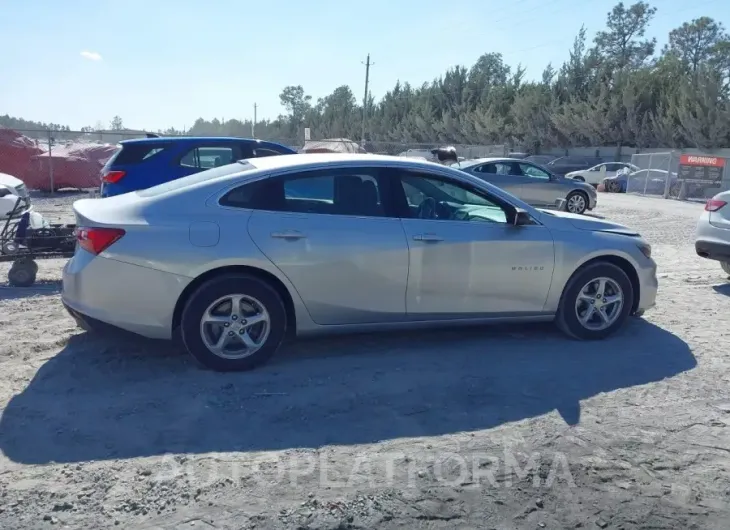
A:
[[80, 51, 102, 61]]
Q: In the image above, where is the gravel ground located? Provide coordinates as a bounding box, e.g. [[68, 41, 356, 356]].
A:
[[1, 192, 729, 529]]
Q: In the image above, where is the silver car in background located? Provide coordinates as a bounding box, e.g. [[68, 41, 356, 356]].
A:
[[695, 190, 730, 277], [455, 157, 598, 214], [62, 154, 656, 372]]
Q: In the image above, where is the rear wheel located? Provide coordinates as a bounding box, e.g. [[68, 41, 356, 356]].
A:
[[565, 191, 588, 214], [556, 262, 634, 340], [180, 274, 287, 371]]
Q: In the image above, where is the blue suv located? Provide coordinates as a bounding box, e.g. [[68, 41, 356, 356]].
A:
[[100, 136, 296, 197]]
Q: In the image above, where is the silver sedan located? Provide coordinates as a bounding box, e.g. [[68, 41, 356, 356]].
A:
[[62, 154, 657, 371], [455, 158, 598, 214]]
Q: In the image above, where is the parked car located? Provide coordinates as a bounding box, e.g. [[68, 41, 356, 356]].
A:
[[547, 156, 604, 176], [603, 169, 674, 194], [455, 157, 597, 214], [0, 172, 30, 219], [63, 154, 657, 372], [100, 136, 296, 197], [567, 162, 639, 186], [695, 191, 730, 277]]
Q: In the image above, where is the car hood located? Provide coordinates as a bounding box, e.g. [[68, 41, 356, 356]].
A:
[[539, 209, 639, 235]]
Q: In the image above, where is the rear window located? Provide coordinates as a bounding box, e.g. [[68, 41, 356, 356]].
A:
[[137, 160, 258, 198], [112, 143, 170, 165]]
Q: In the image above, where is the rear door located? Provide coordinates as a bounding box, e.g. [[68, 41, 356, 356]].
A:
[[244, 167, 410, 325], [517, 162, 559, 206]]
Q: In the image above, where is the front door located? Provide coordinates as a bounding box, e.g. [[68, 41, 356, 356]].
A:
[[516, 162, 560, 206], [472, 161, 526, 198], [246, 168, 409, 325], [390, 169, 555, 317]]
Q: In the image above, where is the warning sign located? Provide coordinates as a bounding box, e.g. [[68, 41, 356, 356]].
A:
[[678, 154, 725, 187]]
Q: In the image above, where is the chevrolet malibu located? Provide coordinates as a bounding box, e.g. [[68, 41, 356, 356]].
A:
[[62, 154, 658, 371]]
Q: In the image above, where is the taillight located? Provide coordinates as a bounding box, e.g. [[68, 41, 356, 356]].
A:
[[75, 227, 125, 255], [101, 170, 126, 183], [705, 199, 727, 212]]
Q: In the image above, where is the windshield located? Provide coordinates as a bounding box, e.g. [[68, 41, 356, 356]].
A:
[[136, 160, 258, 197]]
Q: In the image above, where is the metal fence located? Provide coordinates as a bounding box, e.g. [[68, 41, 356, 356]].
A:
[[628, 151, 729, 200], [3, 125, 728, 199]]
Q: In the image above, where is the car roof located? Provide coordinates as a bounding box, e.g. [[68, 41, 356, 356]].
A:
[[137, 152, 540, 215], [119, 136, 291, 148], [240, 152, 451, 172], [452, 157, 534, 169]]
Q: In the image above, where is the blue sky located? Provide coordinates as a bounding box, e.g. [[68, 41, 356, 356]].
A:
[[0, 0, 727, 131]]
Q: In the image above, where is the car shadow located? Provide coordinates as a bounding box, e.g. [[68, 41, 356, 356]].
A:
[[0, 319, 696, 464], [0, 280, 62, 300], [712, 283, 730, 296]]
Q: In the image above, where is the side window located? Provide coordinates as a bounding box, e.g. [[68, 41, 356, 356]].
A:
[[284, 175, 333, 200], [519, 163, 550, 180], [253, 148, 285, 158], [283, 172, 385, 217], [398, 173, 509, 224], [221, 170, 386, 217], [180, 146, 236, 169], [478, 163, 512, 175]]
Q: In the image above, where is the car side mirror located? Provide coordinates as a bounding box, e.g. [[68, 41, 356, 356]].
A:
[[512, 208, 532, 226], [0, 187, 11, 198]]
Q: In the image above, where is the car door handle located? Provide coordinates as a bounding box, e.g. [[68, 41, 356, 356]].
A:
[[270, 230, 306, 240], [413, 234, 443, 242]]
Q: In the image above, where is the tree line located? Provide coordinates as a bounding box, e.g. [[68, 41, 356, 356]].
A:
[[3, 2, 729, 153]]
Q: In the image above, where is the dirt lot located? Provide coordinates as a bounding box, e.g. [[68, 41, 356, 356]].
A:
[[1, 192, 729, 529]]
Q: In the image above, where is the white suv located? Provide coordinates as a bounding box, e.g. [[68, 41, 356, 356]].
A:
[[695, 190, 730, 276]]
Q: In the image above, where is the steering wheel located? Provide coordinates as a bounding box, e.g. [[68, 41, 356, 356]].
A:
[[417, 197, 437, 219]]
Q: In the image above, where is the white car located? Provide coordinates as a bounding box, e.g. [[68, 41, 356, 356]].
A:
[[695, 190, 730, 276], [0, 172, 30, 219], [566, 163, 639, 186]]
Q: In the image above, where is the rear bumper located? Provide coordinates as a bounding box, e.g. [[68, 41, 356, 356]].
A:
[[62, 251, 191, 339], [695, 240, 730, 262]]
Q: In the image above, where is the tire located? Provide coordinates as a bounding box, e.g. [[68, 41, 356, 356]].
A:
[[721, 261, 730, 277], [565, 191, 589, 215], [555, 262, 634, 341], [180, 274, 287, 371], [8, 259, 38, 287]]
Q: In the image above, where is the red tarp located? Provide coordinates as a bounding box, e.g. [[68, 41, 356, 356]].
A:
[[0, 128, 118, 190], [0, 128, 44, 183]]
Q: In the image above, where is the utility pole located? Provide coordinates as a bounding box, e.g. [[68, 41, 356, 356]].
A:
[[361, 54, 373, 145], [252, 103, 257, 138]]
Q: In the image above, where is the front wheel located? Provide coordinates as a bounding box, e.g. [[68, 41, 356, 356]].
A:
[[556, 262, 634, 340], [722, 261, 730, 277], [565, 191, 588, 214], [180, 274, 287, 371]]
